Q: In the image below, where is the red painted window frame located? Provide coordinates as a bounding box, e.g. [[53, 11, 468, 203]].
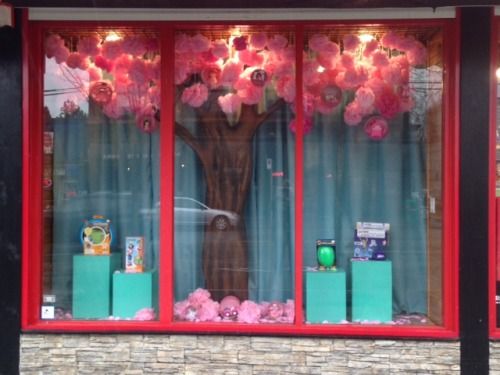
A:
[[21, 13, 460, 339], [489, 15, 500, 339]]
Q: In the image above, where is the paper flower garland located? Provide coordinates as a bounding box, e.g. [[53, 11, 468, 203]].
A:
[[45, 29, 426, 139], [44, 32, 160, 133]]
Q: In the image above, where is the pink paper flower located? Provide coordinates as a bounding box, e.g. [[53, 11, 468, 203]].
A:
[[381, 64, 406, 86], [237, 300, 261, 323], [233, 36, 248, 51], [181, 83, 209, 107], [102, 96, 126, 119], [113, 54, 133, 75], [283, 299, 295, 323], [66, 53, 85, 70], [197, 300, 220, 322], [134, 308, 156, 321], [54, 45, 70, 64], [343, 34, 361, 51], [274, 75, 295, 103], [267, 34, 288, 52], [122, 35, 147, 56], [371, 50, 389, 67], [308, 34, 331, 52], [201, 64, 222, 89], [45, 34, 64, 58], [94, 55, 114, 72], [340, 53, 355, 70], [380, 31, 400, 49], [220, 61, 243, 87], [128, 58, 149, 84], [218, 93, 242, 114], [238, 50, 264, 67], [175, 34, 192, 54], [375, 85, 401, 119], [237, 84, 264, 105], [316, 51, 337, 70], [344, 101, 363, 126], [190, 34, 211, 53], [212, 39, 229, 59], [77, 34, 101, 57], [250, 32, 268, 50], [187, 287, 212, 307], [174, 300, 190, 320], [355, 86, 375, 111], [101, 39, 123, 60], [364, 115, 389, 140]]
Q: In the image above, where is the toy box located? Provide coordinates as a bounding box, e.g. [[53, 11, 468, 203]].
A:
[[353, 222, 389, 260], [80, 215, 112, 255], [125, 236, 145, 273]]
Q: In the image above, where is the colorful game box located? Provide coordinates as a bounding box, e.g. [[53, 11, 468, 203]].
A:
[[353, 222, 390, 260], [80, 215, 112, 255], [125, 237, 145, 273]]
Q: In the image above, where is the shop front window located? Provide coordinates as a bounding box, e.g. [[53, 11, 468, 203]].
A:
[[25, 20, 456, 335], [41, 28, 160, 321]]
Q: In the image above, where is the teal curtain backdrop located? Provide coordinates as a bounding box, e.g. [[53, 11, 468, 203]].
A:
[[51, 114, 160, 309]]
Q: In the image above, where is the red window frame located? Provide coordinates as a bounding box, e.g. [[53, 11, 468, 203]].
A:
[[489, 15, 500, 339], [21, 13, 460, 338]]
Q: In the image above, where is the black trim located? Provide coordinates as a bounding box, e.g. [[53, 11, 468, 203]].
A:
[[459, 7, 491, 375], [0, 10, 22, 375]]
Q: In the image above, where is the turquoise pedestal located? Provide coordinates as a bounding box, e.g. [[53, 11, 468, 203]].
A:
[[112, 271, 157, 318], [72, 254, 121, 319], [351, 260, 392, 322], [306, 270, 346, 323]]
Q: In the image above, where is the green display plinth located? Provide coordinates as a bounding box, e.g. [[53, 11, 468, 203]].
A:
[[72, 253, 121, 319], [306, 269, 346, 323], [112, 271, 157, 318], [352, 260, 392, 322]]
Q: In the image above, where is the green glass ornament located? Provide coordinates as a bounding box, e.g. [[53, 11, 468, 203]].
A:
[[316, 239, 336, 270]]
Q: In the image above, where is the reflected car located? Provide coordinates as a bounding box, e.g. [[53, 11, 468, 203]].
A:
[[140, 197, 239, 231]]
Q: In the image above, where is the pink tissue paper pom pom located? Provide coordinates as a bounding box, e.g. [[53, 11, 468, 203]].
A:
[[77, 34, 101, 57], [45, 34, 64, 58], [237, 84, 264, 105], [54, 45, 70, 64], [343, 34, 361, 51], [289, 117, 313, 135], [250, 32, 268, 50], [218, 93, 242, 114], [175, 34, 192, 54], [181, 83, 209, 108], [233, 36, 248, 51], [134, 308, 156, 321], [113, 54, 132, 75], [94, 55, 114, 72], [101, 39, 123, 61], [128, 58, 149, 84], [267, 34, 288, 51], [340, 53, 355, 70], [200, 49, 219, 64], [174, 300, 190, 320], [363, 39, 379, 58], [303, 60, 321, 87], [238, 49, 264, 67], [190, 34, 211, 53], [355, 86, 376, 110], [282, 46, 296, 62], [122, 35, 147, 56], [308, 34, 331, 52], [321, 41, 340, 56], [283, 299, 295, 323], [187, 288, 212, 307], [220, 61, 243, 87], [197, 300, 220, 322], [212, 39, 229, 59], [381, 64, 407, 86], [316, 51, 337, 70], [66, 53, 85, 69], [375, 85, 401, 119], [344, 101, 363, 126], [275, 75, 296, 103], [371, 50, 390, 67], [237, 300, 262, 323], [380, 31, 400, 49]]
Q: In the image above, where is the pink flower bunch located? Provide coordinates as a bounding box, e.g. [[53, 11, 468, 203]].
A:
[[181, 83, 209, 107], [250, 32, 268, 50], [134, 307, 156, 321], [101, 39, 123, 60], [66, 53, 89, 70], [212, 39, 230, 59], [343, 34, 360, 51], [218, 93, 242, 114], [174, 288, 221, 322], [77, 34, 101, 57], [375, 84, 401, 119], [122, 35, 148, 56]]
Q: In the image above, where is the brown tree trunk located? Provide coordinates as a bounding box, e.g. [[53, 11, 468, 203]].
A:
[[175, 91, 284, 301]]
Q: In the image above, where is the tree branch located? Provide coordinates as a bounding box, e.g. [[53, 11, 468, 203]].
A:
[[175, 122, 205, 160], [256, 97, 286, 128]]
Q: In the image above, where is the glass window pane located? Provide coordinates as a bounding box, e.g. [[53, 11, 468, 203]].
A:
[[302, 26, 444, 326], [174, 27, 296, 323], [42, 29, 160, 321]]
